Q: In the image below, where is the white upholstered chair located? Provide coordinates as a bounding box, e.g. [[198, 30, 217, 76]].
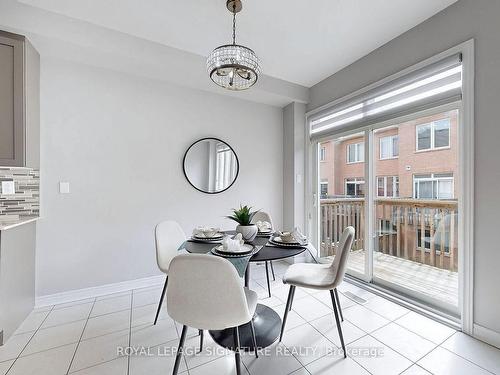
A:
[[167, 254, 258, 375], [154, 220, 186, 325], [251, 211, 276, 297], [279, 226, 355, 358]]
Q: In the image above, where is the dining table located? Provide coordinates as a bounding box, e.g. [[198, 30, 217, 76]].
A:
[[181, 231, 308, 351]]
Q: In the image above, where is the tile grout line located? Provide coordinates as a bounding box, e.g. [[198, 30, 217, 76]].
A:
[[435, 342, 497, 375], [4, 304, 56, 374], [126, 290, 134, 375], [65, 297, 97, 375]]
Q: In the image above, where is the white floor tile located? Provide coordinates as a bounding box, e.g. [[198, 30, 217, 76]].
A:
[[418, 346, 491, 375], [395, 311, 456, 344], [363, 296, 409, 321], [306, 355, 370, 375], [242, 342, 303, 375], [131, 302, 169, 327], [21, 320, 86, 356], [90, 295, 131, 317], [273, 304, 308, 332], [83, 310, 130, 340], [33, 305, 54, 313], [343, 305, 390, 333], [70, 330, 129, 372], [309, 314, 366, 347], [70, 357, 128, 374], [189, 354, 250, 375], [312, 290, 357, 311], [8, 342, 77, 375], [288, 368, 311, 375], [0, 332, 33, 362], [132, 288, 164, 308], [41, 303, 93, 329], [130, 320, 178, 349], [338, 283, 378, 301], [271, 284, 309, 302], [371, 322, 436, 362], [347, 335, 412, 375], [281, 323, 338, 366], [441, 332, 500, 374], [15, 310, 50, 334], [0, 360, 13, 375], [290, 295, 333, 322], [401, 364, 432, 374], [182, 332, 230, 370], [258, 295, 286, 308], [129, 342, 187, 375]]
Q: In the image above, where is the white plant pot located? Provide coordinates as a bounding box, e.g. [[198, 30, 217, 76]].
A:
[[236, 224, 258, 242]]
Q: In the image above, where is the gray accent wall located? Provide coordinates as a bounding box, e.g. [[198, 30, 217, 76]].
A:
[[308, 0, 500, 336]]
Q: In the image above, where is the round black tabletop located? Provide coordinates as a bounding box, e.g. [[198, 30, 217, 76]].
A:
[[183, 231, 306, 262]]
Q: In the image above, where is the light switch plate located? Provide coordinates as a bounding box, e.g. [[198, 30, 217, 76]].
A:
[[59, 182, 70, 194], [1, 181, 15, 195]]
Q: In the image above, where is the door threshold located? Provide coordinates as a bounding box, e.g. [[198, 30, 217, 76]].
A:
[[344, 274, 461, 331]]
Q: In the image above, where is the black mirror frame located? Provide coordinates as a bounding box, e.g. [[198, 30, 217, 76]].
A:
[[182, 137, 240, 194]]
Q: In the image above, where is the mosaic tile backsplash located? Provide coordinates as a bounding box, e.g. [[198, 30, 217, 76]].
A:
[[0, 167, 40, 217]]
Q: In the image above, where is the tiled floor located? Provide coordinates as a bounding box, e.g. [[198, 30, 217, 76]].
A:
[[1, 261, 499, 375]]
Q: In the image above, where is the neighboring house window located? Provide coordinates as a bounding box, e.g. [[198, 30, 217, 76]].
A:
[[380, 135, 399, 159], [345, 177, 365, 197], [416, 118, 451, 151], [377, 176, 399, 197], [413, 173, 453, 199], [320, 146, 326, 161], [320, 181, 328, 198], [347, 142, 364, 163]]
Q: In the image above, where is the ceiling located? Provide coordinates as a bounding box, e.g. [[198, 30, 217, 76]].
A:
[[18, 0, 458, 87]]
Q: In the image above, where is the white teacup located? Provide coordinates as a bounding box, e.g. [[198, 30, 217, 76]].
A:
[[279, 231, 296, 243]]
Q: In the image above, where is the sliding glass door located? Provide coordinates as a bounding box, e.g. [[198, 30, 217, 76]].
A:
[[314, 108, 460, 316]]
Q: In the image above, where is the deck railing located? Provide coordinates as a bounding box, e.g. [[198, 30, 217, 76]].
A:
[[320, 197, 458, 272]]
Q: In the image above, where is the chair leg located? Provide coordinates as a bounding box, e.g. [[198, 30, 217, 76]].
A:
[[288, 286, 296, 312], [279, 285, 295, 342], [330, 290, 346, 358], [265, 261, 272, 298], [234, 326, 242, 375], [270, 261, 276, 281], [334, 288, 344, 322], [154, 276, 168, 325], [173, 325, 187, 375], [199, 329, 204, 352], [249, 319, 258, 358]]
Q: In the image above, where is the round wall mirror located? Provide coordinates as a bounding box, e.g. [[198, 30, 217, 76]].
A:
[[183, 138, 239, 194]]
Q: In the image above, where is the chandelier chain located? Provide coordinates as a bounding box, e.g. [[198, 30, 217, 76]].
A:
[[232, 7, 236, 45]]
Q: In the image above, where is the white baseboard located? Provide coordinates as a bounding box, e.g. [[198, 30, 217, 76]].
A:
[[35, 274, 166, 307], [473, 324, 500, 349]]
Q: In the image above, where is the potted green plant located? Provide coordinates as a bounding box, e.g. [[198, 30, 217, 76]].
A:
[[226, 205, 259, 241]]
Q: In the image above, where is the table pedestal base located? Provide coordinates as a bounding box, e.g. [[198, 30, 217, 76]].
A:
[[209, 304, 281, 351]]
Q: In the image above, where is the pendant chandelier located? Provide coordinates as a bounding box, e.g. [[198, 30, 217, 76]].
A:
[[206, 0, 261, 91]]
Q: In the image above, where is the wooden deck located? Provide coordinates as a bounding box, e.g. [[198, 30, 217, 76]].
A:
[[343, 249, 459, 307]]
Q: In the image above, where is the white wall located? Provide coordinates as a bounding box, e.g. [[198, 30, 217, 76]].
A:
[[308, 0, 500, 339], [37, 58, 283, 297]]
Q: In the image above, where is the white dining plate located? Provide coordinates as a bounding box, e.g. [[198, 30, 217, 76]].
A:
[[272, 236, 301, 245], [213, 244, 254, 255], [193, 233, 224, 240]]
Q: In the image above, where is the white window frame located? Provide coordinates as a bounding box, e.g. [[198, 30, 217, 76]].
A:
[[347, 142, 364, 164], [413, 173, 454, 199], [379, 135, 399, 160], [319, 146, 326, 161], [377, 176, 399, 197], [416, 118, 451, 152], [345, 177, 365, 197]]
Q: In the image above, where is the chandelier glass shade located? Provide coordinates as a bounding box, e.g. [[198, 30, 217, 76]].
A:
[[206, 0, 261, 91]]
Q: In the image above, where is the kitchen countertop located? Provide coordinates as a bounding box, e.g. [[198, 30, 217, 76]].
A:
[[0, 216, 39, 231]]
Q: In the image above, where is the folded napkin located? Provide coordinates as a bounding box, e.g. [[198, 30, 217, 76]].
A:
[[256, 220, 272, 232], [222, 233, 244, 251], [192, 226, 220, 238]]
